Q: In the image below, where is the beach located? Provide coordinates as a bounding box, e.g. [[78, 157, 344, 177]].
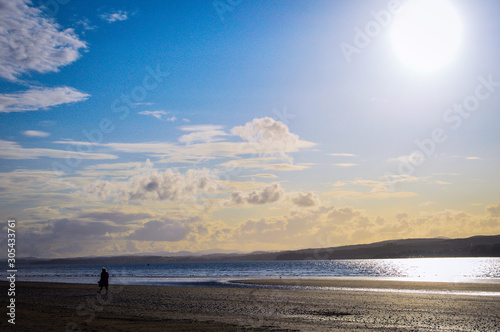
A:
[[1, 280, 499, 331]]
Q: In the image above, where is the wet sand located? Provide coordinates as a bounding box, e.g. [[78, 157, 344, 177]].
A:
[[1, 280, 499, 331]]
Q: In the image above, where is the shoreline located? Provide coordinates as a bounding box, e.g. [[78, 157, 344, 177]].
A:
[[230, 277, 500, 294], [2, 281, 500, 331]]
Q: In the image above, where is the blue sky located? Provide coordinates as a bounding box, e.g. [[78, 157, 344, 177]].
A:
[[1, 0, 499, 257]]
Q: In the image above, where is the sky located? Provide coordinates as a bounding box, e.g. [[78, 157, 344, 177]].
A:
[[0, 0, 499, 258]]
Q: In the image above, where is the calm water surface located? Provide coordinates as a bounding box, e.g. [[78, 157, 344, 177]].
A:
[[16, 257, 500, 287]]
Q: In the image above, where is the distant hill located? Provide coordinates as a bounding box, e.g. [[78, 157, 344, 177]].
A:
[[21, 234, 500, 265]]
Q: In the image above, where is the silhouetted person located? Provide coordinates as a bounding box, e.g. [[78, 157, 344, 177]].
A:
[[98, 267, 109, 294]]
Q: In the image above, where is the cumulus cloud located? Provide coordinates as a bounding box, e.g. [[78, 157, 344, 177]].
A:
[[327, 206, 362, 223], [486, 203, 500, 217], [127, 219, 189, 242], [0, 87, 90, 113], [231, 117, 315, 155], [85, 180, 116, 199], [0, 140, 117, 160], [121, 168, 218, 202], [228, 183, 284, 205], [22, 130, 50, 137], [289, 192, 319, 207], [0, 0, 86, 81], [100, 10, 129, 23]]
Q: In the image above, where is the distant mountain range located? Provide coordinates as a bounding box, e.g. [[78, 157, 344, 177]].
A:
[[21, 234, 500, 265]]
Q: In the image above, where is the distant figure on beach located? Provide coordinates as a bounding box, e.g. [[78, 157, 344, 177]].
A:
[[98, 267, 109, 294]]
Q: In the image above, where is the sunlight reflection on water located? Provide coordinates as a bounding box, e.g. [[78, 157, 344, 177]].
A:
[[17, 257, 500, 285]]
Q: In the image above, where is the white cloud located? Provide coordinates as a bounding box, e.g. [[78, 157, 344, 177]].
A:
[[74, 18, 98, 32], [220, 158, 312, 172], [22, 130, 50, 137], [228, 183, 284, 205], [86, 160, 151, 170], [179, 125, 228, 144], [85, 180, 116, 199], [325, 189, 417, 200], [0, 87, 89, 113], [266, 163, 312, 171], [330, 153, 357, 157], [0, 140, 117, 160], [100, 10, 129, 23], [231, 117, 315, 156], [0, 0, 86, 81], [289, 192, 319, 207], [388, 152, 425, 164], [246, 174, 278, 178], [103, 168, 220, 202], [180, 125, 225, 132], [333, 163, 358, 167], [138, 110, 170, 120]]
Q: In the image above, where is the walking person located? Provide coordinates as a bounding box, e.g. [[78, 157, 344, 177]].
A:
[[98, 267, 109, 294]]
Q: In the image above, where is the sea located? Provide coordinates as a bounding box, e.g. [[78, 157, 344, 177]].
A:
[[15, 257, 500, 291]]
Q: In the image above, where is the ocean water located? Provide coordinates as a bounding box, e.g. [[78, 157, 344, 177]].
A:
[[16, 257, 500, 287]]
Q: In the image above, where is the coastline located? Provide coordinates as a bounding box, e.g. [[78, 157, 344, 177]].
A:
[[2, 280, 500, 331], [231, 277, 500, 294]]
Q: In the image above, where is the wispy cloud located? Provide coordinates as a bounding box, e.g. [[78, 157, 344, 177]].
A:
[[100, 10, 130, 23], [329, 153, 357, 157], [0, 140, 116, 160], [178, 125, 228, 144], [22, 130, 50, 138], [138, 110, 175, 120], [180, 125, 225, 132], [333, 163, 358, 167], [75, 18, 98, 32], [0, 0, 86, 81], [0, 87, 89, 113]]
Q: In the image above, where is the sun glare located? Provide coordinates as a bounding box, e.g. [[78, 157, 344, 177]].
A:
[[391, 0, 463, 72]]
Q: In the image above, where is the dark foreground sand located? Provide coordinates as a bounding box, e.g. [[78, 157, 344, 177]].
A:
[[1, 279, 499, 331]]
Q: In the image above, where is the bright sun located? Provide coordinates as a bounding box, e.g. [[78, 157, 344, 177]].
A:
[[391, 0, 463, 72]]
